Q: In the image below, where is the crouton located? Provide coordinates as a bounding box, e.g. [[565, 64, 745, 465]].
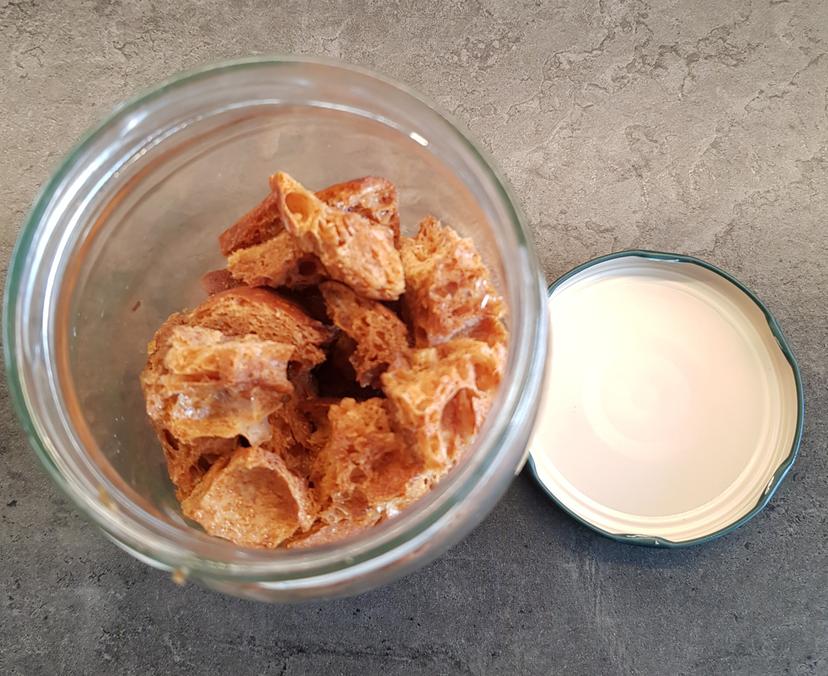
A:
[[381, 337, 504, 469], [273, 172, 404, 300], [320, 281, 410, 388], [141, 325, 293, 443], [401, 216, 505, 346], [188, 287, 333, 372], [181, 446, 315, 548], [312, 398, 422, 526]]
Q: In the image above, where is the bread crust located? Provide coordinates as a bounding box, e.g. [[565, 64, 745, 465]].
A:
[[188, 287, 334, 371]]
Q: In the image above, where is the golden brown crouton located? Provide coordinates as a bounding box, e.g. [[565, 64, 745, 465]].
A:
[[226, 231, 326, 289], [141, 325, 293, 444], [188, 287, 333, 372], [155, 430, 238, 501], [261, 394, 335, 479], [221, 175, 400, 259], [313, 176, 401, 245], [273, 172, 405, 301], [181, 446, 315, 548], [381, 337, 504, 469], [311, 398, 423, 527], [401, 216, 505, 346], [221, 176, 400, 293], [320, 281, 410, 388], [227, 230, 325, 288]]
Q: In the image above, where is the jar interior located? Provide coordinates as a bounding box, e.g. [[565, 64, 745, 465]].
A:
[[59, 103, 509, 540]]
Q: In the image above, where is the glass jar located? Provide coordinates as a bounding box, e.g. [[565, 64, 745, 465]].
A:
[[4, 57, 548, 601]]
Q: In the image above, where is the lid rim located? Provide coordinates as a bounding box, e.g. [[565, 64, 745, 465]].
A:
[[528, 249, 805, 548]]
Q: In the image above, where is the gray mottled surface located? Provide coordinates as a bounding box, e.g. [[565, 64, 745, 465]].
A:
[[1, 0, 827, 674]]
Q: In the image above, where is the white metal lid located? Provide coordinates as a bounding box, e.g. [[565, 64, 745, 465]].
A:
[[526, 251, 803, 546]]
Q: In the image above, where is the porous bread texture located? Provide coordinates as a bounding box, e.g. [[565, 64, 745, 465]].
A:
[[221, 175, 400, 256], [140, 288, 333, 500], [401, 216, 505, 346], [381, 336, 504, 470], [313, 176, 401, 245], [262, 395, 331, 478], [227, 231, 325, 288], [162, 325, 292, 384], [310, 398, 423, 527], [292, 396, 337, 453], [273, 172, 404, 300], [286, 397, 444, 550], [141, 325, 293, 444], [320, 280, 410, 388], [156, 432, 238, 501], [181, 445, 315, 548], [221, 174, 401, 293]]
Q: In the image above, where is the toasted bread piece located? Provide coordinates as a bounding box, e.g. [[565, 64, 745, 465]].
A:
[[181, 445, 315, 548], [162, 325, 293, 383], [219, 191, 284, 257], [227, 230, 326, 288], [200, 269, 243, 296], [273, 172, 404, 301], [319, 281, 410, 388], [313, 176, 401, 245], [142, 325, 293, 443], [227, 175, 401, 290], [221, 175, 400, 257], [188, 287, 333, 371], [311, 398, 423, 526], [401, 216, 505, 346], [155, 429, 238, 500], [381, 337, 504, 469]]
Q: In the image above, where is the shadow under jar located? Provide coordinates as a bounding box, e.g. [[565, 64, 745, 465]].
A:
[[4, 57, 548, 601]]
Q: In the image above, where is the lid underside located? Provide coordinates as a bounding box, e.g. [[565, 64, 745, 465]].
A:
[[528, 252, 802, 545]]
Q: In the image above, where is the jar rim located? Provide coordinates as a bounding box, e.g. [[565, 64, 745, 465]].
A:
[[3, 56, 548, 592]]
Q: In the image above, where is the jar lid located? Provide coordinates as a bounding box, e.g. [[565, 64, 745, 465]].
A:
[[526, 251, 804, 546]]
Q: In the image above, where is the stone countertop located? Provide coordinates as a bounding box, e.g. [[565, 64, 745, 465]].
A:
[[1, 1, 826, 674]]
